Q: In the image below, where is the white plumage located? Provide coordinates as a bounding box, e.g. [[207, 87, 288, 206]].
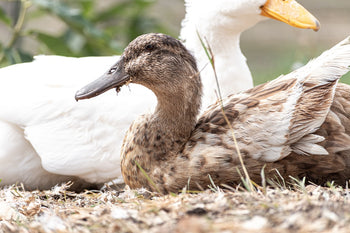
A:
[[0, 0, 318, 190]]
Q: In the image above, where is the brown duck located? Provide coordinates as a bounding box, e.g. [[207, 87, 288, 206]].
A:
[[76, 33, 350, 194]]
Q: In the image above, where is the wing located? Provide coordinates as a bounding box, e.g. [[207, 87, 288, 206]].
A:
[[192, 36, 350, 163]]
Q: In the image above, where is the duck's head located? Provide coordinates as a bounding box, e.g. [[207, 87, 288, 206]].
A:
[[183, 0, 320, 36], [75, 33, 200, 101]]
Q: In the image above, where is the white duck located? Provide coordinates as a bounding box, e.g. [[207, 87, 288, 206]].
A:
[[180, 0, 320, 106], [0, 0, 319, 190], [75, 33, 350, 193]]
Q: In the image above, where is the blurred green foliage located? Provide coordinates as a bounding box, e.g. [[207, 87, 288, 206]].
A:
[[0, 0, 168, 67]]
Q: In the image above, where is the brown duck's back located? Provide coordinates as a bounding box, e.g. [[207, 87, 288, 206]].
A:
[[263, 83, 350, 185]]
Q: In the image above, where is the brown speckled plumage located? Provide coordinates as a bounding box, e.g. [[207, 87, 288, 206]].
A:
[[76, 34, 350, 194]]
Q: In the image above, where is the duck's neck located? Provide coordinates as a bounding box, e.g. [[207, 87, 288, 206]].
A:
[[151, 78, 202, 147], [180, 15, 254, 107], [121, 74, 202, 192]]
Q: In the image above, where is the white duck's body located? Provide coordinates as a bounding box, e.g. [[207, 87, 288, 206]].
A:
[[0, 0, 319, 190], [0, 56, 156, 189]]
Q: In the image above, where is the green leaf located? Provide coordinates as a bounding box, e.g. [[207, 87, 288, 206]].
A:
[[4, 48, 20, 64], [2, 47, 32, 65], [80, 0, 94, 19], [92, 1, 131, 22], [32, 0, 105, 39], [36, 32, 74, 56], [63, 30, 86, 54], [23, 0, 167, 58], [0, 6, 12, 26], [17, 49, 33, 63]]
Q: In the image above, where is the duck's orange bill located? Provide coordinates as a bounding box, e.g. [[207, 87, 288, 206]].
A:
[[260, 0, 320, 31]]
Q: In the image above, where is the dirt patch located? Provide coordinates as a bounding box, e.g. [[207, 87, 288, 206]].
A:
[[0, 183, 350, 232]]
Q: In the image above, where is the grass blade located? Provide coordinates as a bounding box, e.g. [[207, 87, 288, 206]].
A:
[[197, 32, 254, 192], [135, 160, 161, 194]]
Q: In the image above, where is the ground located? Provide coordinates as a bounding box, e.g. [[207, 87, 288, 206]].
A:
[[1, 182, 350, 233]]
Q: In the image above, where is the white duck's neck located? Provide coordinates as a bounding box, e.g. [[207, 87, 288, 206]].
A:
[[182, 29, 253, 107], [180, 0, 266, 107]]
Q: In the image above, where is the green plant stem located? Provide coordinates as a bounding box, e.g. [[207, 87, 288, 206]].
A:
[[135, 160, 161, 194], [197, 32, 254, 192], [196, 31, 223, 101], [0, 0, 31, 64]]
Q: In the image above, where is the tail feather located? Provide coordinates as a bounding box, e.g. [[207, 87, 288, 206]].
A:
[[286, 36, 350, 151], [287, 36, 350, 85]]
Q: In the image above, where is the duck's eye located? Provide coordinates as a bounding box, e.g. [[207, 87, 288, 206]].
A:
[[108, 68, 117, 74], [145, 44, 154, 51]]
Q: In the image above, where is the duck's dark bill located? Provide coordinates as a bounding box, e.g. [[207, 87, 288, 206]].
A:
[[75, 58, 129, 101]]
